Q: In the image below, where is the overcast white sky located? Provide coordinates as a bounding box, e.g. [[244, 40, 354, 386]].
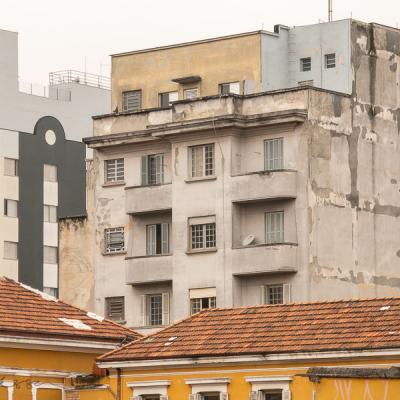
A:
[[1, 0, 399, 84]]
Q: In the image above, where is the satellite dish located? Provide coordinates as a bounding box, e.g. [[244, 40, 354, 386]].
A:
[[242, 234, 256, 246]]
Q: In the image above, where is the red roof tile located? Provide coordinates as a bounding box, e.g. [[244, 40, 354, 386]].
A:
[[0, 277, 141, 343], [99, 298, 400, 362]]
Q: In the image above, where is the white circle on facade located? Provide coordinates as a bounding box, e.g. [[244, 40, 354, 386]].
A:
[[45, 130, 56, 145]]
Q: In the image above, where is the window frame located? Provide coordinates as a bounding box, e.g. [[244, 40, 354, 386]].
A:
[[265, 211, 284, 244], [264, 138, 283, 171], [141, 292, 170, 327], [4, 199, 18, 218], [141, 153, 165, 186], [190, 296, 217, 315], [190, 222, 216, 251], [43, 205, 57, 223], [188, 144, 215, 179], [325, 53, 336, 69], [184, 88, 199, 100], [4, 158, 18, 177], [300, 57, 312, 72], [265, 284, 284, 305], [219, 81, 240, 95], [104, 158, 124, 184], [159, 91, 179, 108], [43, 245, 58, 264], [146, 223, 169, 256], [104, 227, 125, 254], [122, 89, 142, 112], [105, 296, 125, 322]]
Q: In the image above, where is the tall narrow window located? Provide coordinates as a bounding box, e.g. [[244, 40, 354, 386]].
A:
[[3, 241, 18, 260], [184, 88, 199, 99], [191, 223, 216, 250], [105, 158, 124, 183], [43, 205, 57, 223], [141, 293, 170, 327], [104, 227, 125, 253], [325, 53, 336, 69], [300, 57, 311, 72], [122, 90, 141, 112], [265, 211, 284, 244], [141, 154, 164, 185], [43, 164, 57, 182], [159, 91, 179, 108], [105, 297, 125, 322], [4, 199, 18, 217], [43, 246, 57, 264], [264, 138, 283, 171], [4, 158, 18, 176], [147, 223, 169, 255], [219, 81, 240, 95], [189, 144, 214, 178]]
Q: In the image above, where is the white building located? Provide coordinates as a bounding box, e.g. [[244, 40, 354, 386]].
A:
[[0, 28, 111, 295]]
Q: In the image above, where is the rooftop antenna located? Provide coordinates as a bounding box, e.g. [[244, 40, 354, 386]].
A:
[[328, 0, 333, 22]]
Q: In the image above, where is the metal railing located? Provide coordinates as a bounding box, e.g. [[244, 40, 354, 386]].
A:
[[49, 70, 111, 90]]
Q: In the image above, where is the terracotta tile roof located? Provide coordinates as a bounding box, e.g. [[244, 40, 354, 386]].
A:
[[99, 298, 400, 362], [0, 277, 141, 344]]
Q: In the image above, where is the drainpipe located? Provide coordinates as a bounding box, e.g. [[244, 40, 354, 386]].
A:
[[117, 368, 122, 400]]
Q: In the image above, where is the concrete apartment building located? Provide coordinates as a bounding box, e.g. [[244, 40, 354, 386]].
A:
[[61, 18, 400, 332], [0, 28, 111, 297]]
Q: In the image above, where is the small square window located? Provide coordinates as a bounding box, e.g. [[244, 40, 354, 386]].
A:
[[43, 205, 57, 223], [265, 285, 284, 305], [190, 222, 216, 250], [4, 199, 18, 218], [4, 158, 18, 176], [190, 296, 216, 315], [184, 88, 199, 100], [105, 158, 124, 183], [325, 53, 336, 69], [105, 296, 125, 321], [159, 91, 179, 108], [122, 90, 141, 112], [300, 57, 311, 72], [44, 164, 57, 182], [104, 227, 125, 254], [3, 241, 18, 260], [44, 246, 57, 264]]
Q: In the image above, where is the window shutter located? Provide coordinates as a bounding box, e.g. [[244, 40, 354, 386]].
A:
[[141, 156, 149, 185], [140, 295, 147, 326], [282, 389, 291, 400], [147, 225, 157, 255], [260, 285, 266, 304], [220, 393, 229, 400], [161, 223, 169, 254], [283, 283, 291, 303], [156, 154, 164, 184], [162, 292, 170, 326]]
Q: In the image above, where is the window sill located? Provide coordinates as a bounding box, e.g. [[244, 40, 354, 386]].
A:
[[186, 248, 217, 255], [102, 251, 127, 256], [233, 242, 298, 250], [184, 176, 217, 184], [125, 182, 172, 190], [102, 181, 126, 188], [125, 253, 172, 260], [231, 169, 296, 177]]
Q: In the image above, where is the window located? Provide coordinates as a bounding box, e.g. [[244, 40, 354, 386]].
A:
[[159, 91, 179, 108], [3, 241, 17, 260], [105, 296, 125, 321], [190, 296, 216, 315], [189, 144, 214, 178], [219, 81, 240, 95], [122, 90, 141, 112], [191, 223, 216, 250], [141, 154, 164, 185], [43, 287, 58, 297], [43, 246, 57, 264], [147, 223, 169, 255], [43, 205, 57, 223], [141, 293, 170, 326], [184, 88, 199, 100], [43, 164, 57, 182], [300, 57, 311, 72], [298, 80, 314, 87], [105, 158, 124, 183], [4, 199, 18, 217], [325, 53, 336, 69], [265, 211, 284, 244], [265, 285, 283, 305], [4, 158, 18, 176], [264, 138, 283, 171], [104, 227, 125, 254]]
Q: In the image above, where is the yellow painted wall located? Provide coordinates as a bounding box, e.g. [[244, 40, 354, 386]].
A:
[[91, 358, 400, 400], [112, 33, 262, 110]]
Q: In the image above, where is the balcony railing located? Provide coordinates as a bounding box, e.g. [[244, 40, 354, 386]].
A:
[[49, 70, 111, 90]]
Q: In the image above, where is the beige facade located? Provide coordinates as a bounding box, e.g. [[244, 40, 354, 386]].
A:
[[60, 19, 400, 332]]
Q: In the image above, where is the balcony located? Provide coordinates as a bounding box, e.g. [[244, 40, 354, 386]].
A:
[[230, 170, 297, 203], [231, 243, 297, 277], [125, 183, 172, 215], [126, 254, 173, 285]]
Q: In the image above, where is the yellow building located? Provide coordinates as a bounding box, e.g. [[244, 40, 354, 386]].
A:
[[96, 297, 400, 400], [0, 277, 141, 400]]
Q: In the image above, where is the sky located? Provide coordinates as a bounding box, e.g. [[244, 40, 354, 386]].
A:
[[0, 0, 399, 85]]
